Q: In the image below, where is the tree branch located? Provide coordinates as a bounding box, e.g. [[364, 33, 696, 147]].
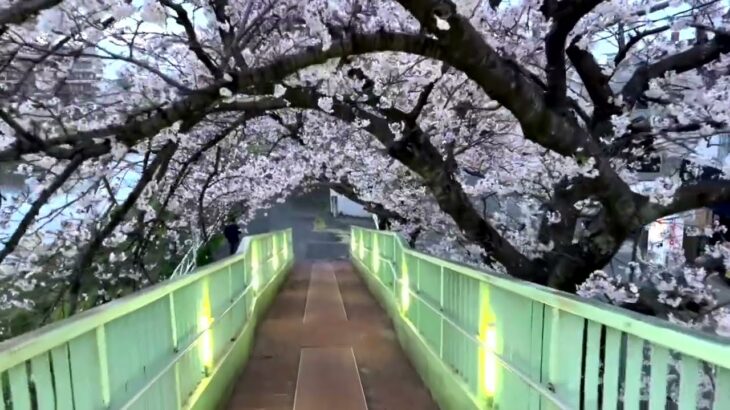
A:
[[0, 31, 441, 161], [566, 38, 618, 126], [622, 31, 730, 105], [197, 147, 222, 242], [327, 179, 408, 223], [644, 180, 730, 223], [0, 156, 84, 265], [542, 0, 604, 105], [0, 0, 62, 26], [67, 141, 177, 313], [160, 0, 221, 78], [614, 25, 671, 66]]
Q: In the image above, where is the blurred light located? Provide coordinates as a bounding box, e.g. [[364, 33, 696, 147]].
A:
[[372, 235, 380, 274], [400, 258, 410, 313], [358, 232, 365, 260], [282, 233, 289, 261], [251, 240, 261, 292], [483, 325, 497, 396], [198, 282, 214, 374], [272, 234, 280, 270], [479, 286, 497, 398]]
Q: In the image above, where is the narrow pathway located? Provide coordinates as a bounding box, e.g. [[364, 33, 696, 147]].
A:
[[226, 261, 437, 410]]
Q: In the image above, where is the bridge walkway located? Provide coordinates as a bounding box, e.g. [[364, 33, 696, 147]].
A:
[[226, 261, 437, 410]]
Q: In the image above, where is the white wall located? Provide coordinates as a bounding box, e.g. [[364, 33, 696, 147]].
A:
[[329, 190, 371, 218]]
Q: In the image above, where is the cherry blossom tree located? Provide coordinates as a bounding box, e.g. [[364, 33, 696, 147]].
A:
[[0, 0, 729, 339]]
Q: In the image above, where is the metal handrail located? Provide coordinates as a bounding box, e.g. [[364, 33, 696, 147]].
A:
[[355, 228, 730, 369], [171, 216, 227, 278], [361, 246, 572, 410], [0, 228, 292, 371], [121, 243, 288, 409]]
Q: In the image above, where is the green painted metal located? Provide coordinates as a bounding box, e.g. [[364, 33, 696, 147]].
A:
[[678, 356, 700, 409], [648, 344, 669, 410], [716, 367, 730, 408], [30, 353, 55, 409], [8, 364, 30, 409], [351, 227, 730, 410], [602, 327, 622, 410], [51, 344, 74, 409], [549, 309, 584, 408], [583, 321, 601, 410], [0, 229, 293, 410], [623, 335, 643, 410]]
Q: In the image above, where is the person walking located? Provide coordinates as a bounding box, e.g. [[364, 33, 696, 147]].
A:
[[223, 222, 242, 255]]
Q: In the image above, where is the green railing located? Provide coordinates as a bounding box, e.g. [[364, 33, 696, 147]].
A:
[[0, 228, 293, 410], [351, 227, 730, 410]]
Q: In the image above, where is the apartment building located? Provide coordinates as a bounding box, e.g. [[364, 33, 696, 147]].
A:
[[0, 48, 102, 104]]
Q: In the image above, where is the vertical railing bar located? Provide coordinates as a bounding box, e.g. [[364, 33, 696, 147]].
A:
[[174, 361, 182, 410], [168, 293, 182, 410], [677, 356, 700, 410], [168, 293, 179, 349], [440, 265, 445, 359], [648, 343, 669, 410], [228, 265, 234, 302], [96, 325, 111, 407]]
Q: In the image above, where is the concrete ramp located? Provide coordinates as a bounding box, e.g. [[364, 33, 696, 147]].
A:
[[303, 265, 347, 323], [293, 347, 367, 410]]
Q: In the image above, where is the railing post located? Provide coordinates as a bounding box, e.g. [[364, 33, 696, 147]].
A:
[[440, 265, 445, 359], [168, 293, 182, 410], [96, 325, 111, 407], [228, 265, 234, 302], [392, 234, 396, 264], [228, 264, 235, 340], [391, 236, 397, 294]]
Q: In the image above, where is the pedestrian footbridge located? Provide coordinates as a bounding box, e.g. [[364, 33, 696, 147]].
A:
[[0, 228, 728, 409]]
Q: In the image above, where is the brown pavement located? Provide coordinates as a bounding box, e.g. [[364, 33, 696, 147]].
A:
[[226, 261, 438, 410]]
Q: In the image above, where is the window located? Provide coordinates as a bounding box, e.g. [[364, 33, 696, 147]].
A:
[[634, 153, 661, 173]]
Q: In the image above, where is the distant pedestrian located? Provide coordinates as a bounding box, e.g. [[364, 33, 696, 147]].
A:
[[379, 217, 392, 230], [223, 222, 242, 255]]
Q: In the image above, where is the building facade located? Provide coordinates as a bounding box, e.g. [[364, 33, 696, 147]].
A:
[[329, 190, 372, 219], [0, 48, 102, 104]]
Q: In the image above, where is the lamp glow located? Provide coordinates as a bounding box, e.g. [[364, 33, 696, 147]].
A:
[[272, 234, 280, 270], [251, 241, 261, 291], [400, 258, 410, 313], [372, 235, 380, 274], [358, 232, 365, 260], [478, 285, 497, 398], [282, 233, 289, 261], [198, 283, 214, 374], [483, 325, 497, 395]]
